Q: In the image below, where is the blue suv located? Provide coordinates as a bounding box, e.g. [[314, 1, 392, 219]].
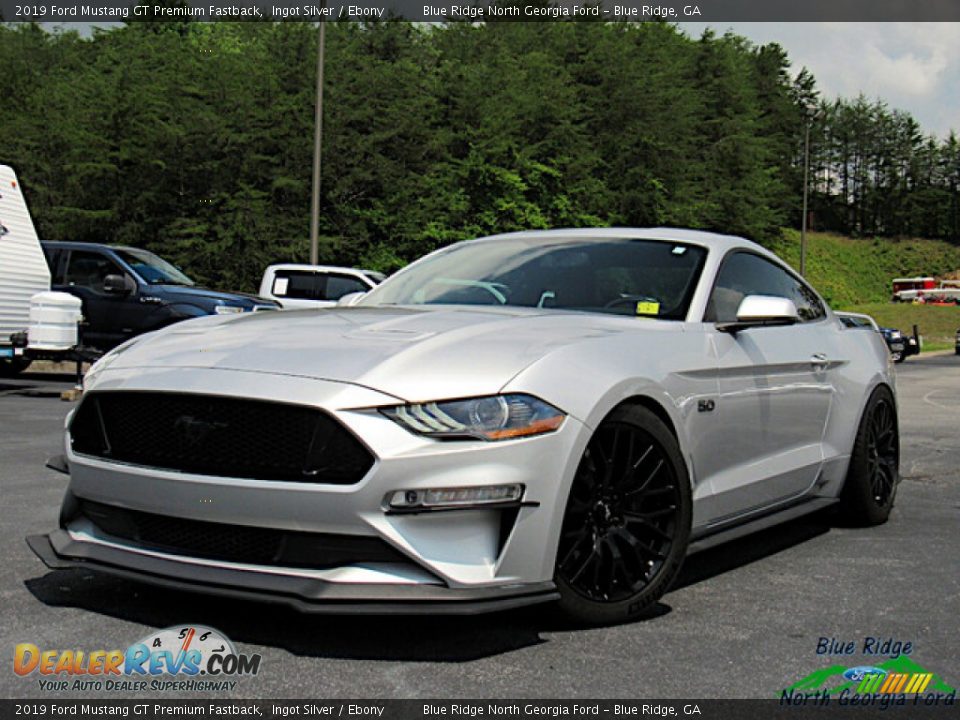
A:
[[41, 242, 278, 351]]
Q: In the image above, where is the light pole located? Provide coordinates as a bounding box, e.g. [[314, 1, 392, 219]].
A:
[[800, 103, 819, 278], [309, 16, 326, 266]]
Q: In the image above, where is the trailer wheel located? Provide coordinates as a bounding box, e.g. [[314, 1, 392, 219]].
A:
[[0, 357, 32, 377]]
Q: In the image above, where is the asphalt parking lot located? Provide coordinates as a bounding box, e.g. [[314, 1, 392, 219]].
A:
[[1, 354, 958, 700]]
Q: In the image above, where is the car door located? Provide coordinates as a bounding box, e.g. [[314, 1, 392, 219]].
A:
[[698, 251, 837, 523], [61, 249, 140, 349]]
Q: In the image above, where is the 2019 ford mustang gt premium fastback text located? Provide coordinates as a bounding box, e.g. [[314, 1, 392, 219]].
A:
[[29, 228, 900, 624]]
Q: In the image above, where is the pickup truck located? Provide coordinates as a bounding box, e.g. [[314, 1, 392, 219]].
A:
[[41, 241, 278, 351], [258, 263, 384, 309]]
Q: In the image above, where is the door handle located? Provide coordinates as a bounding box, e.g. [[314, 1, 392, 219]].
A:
[[811, 353, 829, 371]]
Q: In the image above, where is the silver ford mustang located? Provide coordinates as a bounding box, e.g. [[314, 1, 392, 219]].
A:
[[30, 228, 899, 624]]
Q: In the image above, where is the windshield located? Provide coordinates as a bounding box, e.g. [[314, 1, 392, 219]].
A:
[[116, 248, 195, 286], [359, 237, 707, 320]]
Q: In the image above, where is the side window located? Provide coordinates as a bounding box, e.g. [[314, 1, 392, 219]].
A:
[[64, 251, 124, 294], [272, 270, 320, 300], [706, 252, 825, 323], [270, 271, 368, 302], [323, 275, 369, 301]]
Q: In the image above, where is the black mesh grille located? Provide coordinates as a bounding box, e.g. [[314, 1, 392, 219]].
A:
[[79, 500, 410, 569], [70, 391, 373, 484]]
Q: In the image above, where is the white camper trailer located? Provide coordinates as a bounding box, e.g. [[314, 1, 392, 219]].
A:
[[0, 165, 51, 375]]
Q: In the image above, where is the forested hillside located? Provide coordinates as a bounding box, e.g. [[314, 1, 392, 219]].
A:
[[1, 20, 958, 292]]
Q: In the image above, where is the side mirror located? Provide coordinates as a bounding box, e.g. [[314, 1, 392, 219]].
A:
[[717, 295, 799, 334], [103, 274, 131, 295], [337, 292, 366, 307]]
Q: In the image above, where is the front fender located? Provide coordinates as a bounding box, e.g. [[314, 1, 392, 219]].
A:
[[139, 302, 214, 333], [162, 302, 212, 320], [500, 323, 713, 462], [500, 324, 716, 570]]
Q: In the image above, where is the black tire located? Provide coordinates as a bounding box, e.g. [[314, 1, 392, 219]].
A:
[[839, 385, 899, 526], [0, 357, 31, 377], [892, 352, 905, 363], [555, 405, 691, 625]]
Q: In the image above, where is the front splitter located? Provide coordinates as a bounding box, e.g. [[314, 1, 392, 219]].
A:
[[26, 531, 559, 615]]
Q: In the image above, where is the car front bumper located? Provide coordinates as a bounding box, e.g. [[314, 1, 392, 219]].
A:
[[29, 367, 590, 613], [27, 531, 558, 614]]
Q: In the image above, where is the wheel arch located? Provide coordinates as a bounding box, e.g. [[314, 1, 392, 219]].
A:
[[562, 380, 696, 494], [850, 380, 898, 436], [612, 394, 680, 444], [856, 381, 899, 437], [607, 392, 697, 494]]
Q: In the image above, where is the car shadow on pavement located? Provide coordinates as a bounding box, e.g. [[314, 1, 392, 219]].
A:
[[25, 568, 555, 661], [23, 513, 830, 662], [674, 511, 833, 590]]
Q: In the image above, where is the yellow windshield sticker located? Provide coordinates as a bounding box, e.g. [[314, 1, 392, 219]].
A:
[[636, 301, 660, 316]]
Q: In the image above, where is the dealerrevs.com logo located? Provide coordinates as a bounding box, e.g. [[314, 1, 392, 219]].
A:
[[14, 625, 262, 693]]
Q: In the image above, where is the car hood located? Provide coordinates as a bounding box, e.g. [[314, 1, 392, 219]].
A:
[[104, 306, 647, 401], [154, 284, 278, 307]]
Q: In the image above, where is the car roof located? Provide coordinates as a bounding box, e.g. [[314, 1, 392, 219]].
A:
[[265, 263, 376, 274], [41, 241, 142, 254], [836, 311, 872, 320], [471, 227, 768, 254]]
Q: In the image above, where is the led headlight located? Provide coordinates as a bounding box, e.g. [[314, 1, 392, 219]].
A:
[[214, 304, 244, 315], [381, 394, 565, 440]]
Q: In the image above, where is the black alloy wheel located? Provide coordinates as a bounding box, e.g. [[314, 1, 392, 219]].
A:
[[839, 385, 899, 526], [555, 405, 690, 624], [865, 397, 898, 507]]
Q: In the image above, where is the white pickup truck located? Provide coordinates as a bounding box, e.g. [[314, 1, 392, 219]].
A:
[[258, 263, 384, 309]]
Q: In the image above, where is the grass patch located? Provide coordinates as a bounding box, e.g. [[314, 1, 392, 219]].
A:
[[922, 340, 955, 353], [768, 230, 960, 307], [764, 230, 960, 350]]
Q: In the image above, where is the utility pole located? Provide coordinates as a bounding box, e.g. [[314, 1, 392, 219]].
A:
[[800, 103, 820, 278], [800, 117, 811, 277], [309, 16, 326, 266]]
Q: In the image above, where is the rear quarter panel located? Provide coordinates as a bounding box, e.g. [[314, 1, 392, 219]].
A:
[[822, 316, 896, 463]]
